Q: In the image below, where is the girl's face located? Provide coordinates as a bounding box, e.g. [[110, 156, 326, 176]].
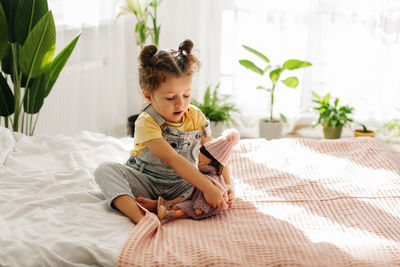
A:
[[143, 75, 192, 123]]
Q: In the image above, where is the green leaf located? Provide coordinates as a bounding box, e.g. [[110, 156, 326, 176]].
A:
[[312, 91, 320, 100], [15, 0, 48, 45], [1, 43, 12, 74], [283, 59, 312, 70], [334, 98, 339, 107], [0, 3, 8, 60], [23, 74, 45, 114], [256, 85, 268, 90], [0, 71, 14, 116], [279, 113, 287, 123], [269, 68, 283, 83], [322, 93, 330, 103], [242, 45, 270, 63], [238, 59, 263, 75], [42, 33, 80, 97], [203, 85, 210, 107], [281, 76, 299, 88], [0, 0, 18, 41], [19, 11, 55, 78], [2, 43, 34, 87]]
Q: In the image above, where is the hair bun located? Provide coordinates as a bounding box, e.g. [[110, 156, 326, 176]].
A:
[[140, 45, 158, 66], [178, 39, 194, 54]]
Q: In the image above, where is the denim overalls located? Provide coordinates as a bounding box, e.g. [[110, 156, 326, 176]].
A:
[[94, 104, 211, 210]]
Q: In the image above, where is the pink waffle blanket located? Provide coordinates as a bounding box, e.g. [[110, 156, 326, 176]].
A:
[[118, 137, 400, 267]]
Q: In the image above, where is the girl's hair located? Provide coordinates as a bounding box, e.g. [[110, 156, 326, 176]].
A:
[[139, 39, 200, 92], [200, 146, 224, 176]]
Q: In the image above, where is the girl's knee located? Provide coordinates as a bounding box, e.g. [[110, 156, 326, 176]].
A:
[[94, 161, 119, 184]]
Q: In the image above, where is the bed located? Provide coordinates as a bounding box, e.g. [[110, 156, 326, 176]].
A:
[[2, 125, 400, 267]]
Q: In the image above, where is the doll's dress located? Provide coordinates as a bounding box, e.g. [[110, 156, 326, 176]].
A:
[[174, 165, 229, 220]]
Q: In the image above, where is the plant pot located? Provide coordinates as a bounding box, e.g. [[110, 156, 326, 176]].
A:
[[127, 114, 140, 137], [322, 125, 343, 139], [354, 129, 375, 138], [259, 119, 283, 140], [210, 121, 227, 138]]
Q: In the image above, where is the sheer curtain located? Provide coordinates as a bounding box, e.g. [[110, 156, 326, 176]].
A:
[[31, 0, 226, 136], [222, 0, 400, 138], [30, 0, 131, 136]]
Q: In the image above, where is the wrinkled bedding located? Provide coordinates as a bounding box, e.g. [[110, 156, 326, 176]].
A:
[[119, 137, 400, 267], [0, 126, 135, 267]]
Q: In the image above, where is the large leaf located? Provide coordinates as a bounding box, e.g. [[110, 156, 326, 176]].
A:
[[1, 43, 34, 87], [0, 72, 14, 116], [42, 33, 80, 97], [238, 59, 263, 75], [19, 11, 55, 78], [1, 43, 11, 74], [15, 0, 48, 45], [242, 45, 270, 63], [0, 0, 18, 41], [23, 74, 45, 114], [0, 3, 8, 60], [281, 76, 299, 88], [283, 59, 312, 70]]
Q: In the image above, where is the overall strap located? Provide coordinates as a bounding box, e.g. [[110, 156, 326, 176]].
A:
[[142, 104, 166, 126]]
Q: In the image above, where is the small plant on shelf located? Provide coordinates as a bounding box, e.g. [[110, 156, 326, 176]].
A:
[[312, 91, 354, 139], [354, 122, 375, 137]]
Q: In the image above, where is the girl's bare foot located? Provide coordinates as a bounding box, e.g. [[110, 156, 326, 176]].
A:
[[135, 197, 157, 212]]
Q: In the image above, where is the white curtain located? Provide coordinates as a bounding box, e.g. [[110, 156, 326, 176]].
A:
[[223, 0, 400, 138], [31, 0, 225, 136], [32, 0, 130, 136]]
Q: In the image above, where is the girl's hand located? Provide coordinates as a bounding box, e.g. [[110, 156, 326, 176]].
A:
[[226, 184, 235, 207], [203, 184, 226, 209]]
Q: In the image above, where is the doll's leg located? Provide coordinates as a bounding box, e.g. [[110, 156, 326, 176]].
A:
[[157, 196, 184, 210], [158, 205, 186, 221]]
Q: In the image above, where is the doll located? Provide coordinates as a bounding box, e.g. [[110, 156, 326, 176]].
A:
[[157, 128, 239, 222]]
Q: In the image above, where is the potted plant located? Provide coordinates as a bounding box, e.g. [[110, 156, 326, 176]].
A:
[[116, 0, 162, 137], [312, 91, 354, 139], [354, 123, 375, 137], [0, 0, 80, 135], [191, 83, 239, 138], [239, 45, 311, 140]]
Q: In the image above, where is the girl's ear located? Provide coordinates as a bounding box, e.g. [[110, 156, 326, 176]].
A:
[[142, 90, 152, 102]]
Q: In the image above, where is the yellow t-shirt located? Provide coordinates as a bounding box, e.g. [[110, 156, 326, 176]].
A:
[[130, 105, 208, 156]]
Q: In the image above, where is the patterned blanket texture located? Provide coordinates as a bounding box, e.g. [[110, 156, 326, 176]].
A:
[[118, 137, 400, 267]]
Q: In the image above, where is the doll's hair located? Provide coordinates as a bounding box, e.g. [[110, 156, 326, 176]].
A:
[[138, 39, 200, 93], [200, 145, 224, 176]]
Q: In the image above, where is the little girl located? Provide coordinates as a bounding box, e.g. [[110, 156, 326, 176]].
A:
[[94, 39, 234, 224], [157, 129, 239, 222]]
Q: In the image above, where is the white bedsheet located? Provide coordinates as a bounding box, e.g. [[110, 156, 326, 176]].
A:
[[0, 126, 135, 267]]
